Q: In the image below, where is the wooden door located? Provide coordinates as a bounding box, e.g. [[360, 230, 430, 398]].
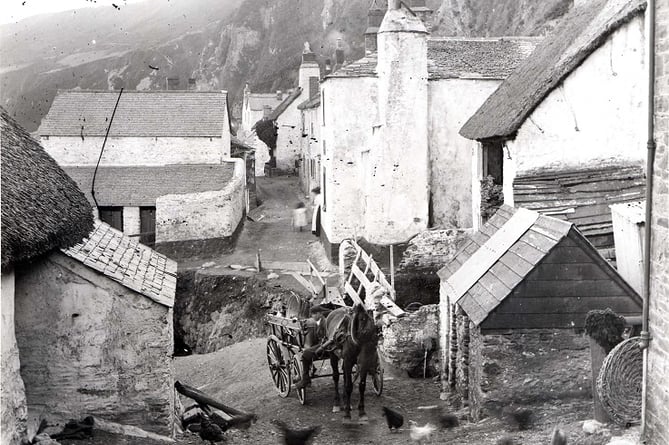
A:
[[139, 207, 156, 246]]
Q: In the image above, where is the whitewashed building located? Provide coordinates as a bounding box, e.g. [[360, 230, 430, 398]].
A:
[[239, 86, 283, 176], [460, 0, 647, 256], [38, 90, 246, 258]]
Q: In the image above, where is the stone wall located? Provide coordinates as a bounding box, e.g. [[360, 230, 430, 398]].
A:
[[41, 135, 230, 166], [645, 1, 669, 442], [503, 15, 647, 207], [155, 159, 245, 254], [1, 271, 27, 445], [275, 99, 302, 171], [379, 305, 440, 377], [14, 254, 174, 436], [467, 329, 591, 420]]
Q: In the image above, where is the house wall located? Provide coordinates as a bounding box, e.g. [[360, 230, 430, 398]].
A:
[[238, 129, 270, 177], [123, 206, 141, 237], [14, 254, 174, 436], [155, 158, 245, 257], [275, 99, 303, 171], [320, 76, 377, 246], [645, 1, 669, 442], [428, 79, 500, 229], [41, 135, 231, 166], [1, 271, 27, 445], [299, 106, 322, 196], [501, 15, 646, 206], [467, 328, 591, 420]]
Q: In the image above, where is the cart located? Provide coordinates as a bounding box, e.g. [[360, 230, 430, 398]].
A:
[[266, 312, 383, 405]]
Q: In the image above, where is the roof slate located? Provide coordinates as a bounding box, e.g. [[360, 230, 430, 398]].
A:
[[460, 0, 646, 140], [38, 90, 228, 137], [1, 107, 94, 270], [63, 164, 235, 207], [62, 221, 177, 307]]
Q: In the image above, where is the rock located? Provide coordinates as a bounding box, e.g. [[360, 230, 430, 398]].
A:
[[607, 439, 636, 445], [201, 261, 216, 269], [583, 419, 607, 435], [33, 433, 61, 444], [267, 272, 279, 280], [229, 264, 243, 270]]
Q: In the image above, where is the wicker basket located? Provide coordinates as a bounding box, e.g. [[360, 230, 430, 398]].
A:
[[596, 337, 643, 426]]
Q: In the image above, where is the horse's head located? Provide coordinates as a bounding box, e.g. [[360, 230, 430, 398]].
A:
[[351, 303, 378, 346]]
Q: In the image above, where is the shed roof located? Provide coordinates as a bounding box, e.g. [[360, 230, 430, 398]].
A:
[[62, 221, 177, 307], [266, 88, 303, 121], [297, 95, 321, 110], [63, 164, 235, 207], [460, 0, 646, 140], [38, 90, 229, 138], [325, 37, 539, 80], [246, 93, 283, 111], [438, 205, 641, 328], [1, 107, 94, 270]]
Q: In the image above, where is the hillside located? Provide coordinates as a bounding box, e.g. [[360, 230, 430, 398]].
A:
[[0, 0, 572, 132]]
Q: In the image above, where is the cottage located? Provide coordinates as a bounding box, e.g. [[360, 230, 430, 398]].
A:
[[460, 0, 647, 259], [1, 108, 176, 443], [438, 205, 642, 419], [38, 90, 246, 258], [239, 86, 284, 176], [315, 0, 538, 261]]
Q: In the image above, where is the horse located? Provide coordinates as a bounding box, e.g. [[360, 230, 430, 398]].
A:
[[323, 303, 379, 421]]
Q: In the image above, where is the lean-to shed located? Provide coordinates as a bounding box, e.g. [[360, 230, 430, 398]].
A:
[[438, 205, 642, 418]]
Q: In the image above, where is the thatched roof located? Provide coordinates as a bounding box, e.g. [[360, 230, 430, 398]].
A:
[[460, 0, 646, 141], [1, 107, 93, 270]]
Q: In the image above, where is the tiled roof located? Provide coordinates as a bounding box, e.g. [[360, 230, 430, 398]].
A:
[[63, 164, 235, 207], [247, 93, 283, 111], [297, 95, 321, 110], [63, 221, 176, 307], [438, 205, 641, 327], [427, 37, 540, 80], [38, 90, 228, 137], [324, 37, 539, 80], [267, 88, 303, 121], [460, 0, 646, 140], [1, 107, 94, 270]]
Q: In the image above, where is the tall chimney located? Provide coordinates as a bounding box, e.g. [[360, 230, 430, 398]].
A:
[[334, 38, 345, 67], [365, 0, 429, 244], [299, 41, 321, 95]]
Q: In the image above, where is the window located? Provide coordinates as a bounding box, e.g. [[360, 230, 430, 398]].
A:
[[98, 207, 124, 231], [482, 141, 504, 185], [480, 141, 504, 222], [139, 207, 156, 246]]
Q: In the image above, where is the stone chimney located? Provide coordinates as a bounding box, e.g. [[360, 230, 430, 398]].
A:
[[263, 105, 272, 118], [334, 38, 345, 68], [410, 0, 433, 32], [365, 0, 386, 54], [299, 41, 321, 96], [309, 76, 320, 100], [365, 0, 429, 244]]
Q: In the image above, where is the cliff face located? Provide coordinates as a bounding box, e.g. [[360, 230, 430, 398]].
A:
[[0, 0, 571, 132]]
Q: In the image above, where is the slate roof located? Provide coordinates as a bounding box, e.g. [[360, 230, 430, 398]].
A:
[[38, 90, 228, 137], [62, 221, 177, 307], [246, 93, 283, 111], [1, 107, 94, 270], [63, 164, 235, 207], [325, 37, 539, 80], [460, 0, 646, 140], [266, 88, 303, 121], [438, 205, 640, 327]]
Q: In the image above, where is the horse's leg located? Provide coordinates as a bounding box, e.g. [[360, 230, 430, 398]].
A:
[[330, 354, 341, 413], [342, 358, 354, 420], [358, 366, 368, 421]]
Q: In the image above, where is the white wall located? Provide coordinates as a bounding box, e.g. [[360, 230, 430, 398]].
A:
[[1, 271, 27, 445], [428, 79, 501, 230], [275, 99, 303, 171], [155, 159, 246, 243], [320, 77, 378, 244], [504, 16, 646, 194], [41, 135, 231, 166], [238, 129, 270, 177], [299, 106, 322, 195], [123, 207, 141, 237]]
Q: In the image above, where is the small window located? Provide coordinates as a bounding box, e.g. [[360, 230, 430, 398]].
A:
[[98, 207, 124, 232]]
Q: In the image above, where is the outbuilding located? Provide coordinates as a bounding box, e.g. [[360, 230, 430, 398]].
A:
[[438, 205, 642, 419]]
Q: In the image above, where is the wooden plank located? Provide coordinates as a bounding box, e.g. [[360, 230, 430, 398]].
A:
[[378, 295, 405, 317], [495, 295, 643, 314], [307, 259, 326, 286], [514, 279, 630, 298], [447, 208, 538, 302], [344, 282, 364, 306], [531, 263, 611, 281], [481, 311, 642, 330], [541, 246, 593, 264]]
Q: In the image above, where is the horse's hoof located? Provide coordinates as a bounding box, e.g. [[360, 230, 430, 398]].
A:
[[332, 406, 341, 413]]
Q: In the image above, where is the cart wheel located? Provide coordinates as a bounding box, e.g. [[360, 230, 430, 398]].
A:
[[267, 337, 290, 398], [372, 361, 384, 396], [291, 355, 306, 405]]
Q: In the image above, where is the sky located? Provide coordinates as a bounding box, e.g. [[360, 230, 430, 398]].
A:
[[0, 0, 148, 25]]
